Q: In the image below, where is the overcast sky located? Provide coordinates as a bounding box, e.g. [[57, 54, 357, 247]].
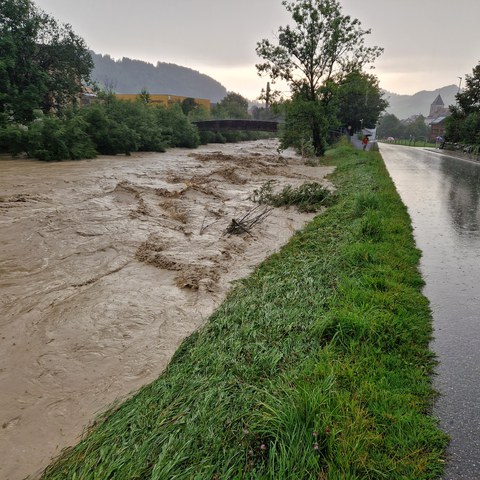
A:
[[33, 0, 480, 100]]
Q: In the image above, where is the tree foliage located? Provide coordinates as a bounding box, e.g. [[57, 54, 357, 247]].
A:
[[445, 62, 480, 145], [256, 0, 383, 155], [377, 113, 402, 139], [456, 63, 480, 115], [0, 0, 93, 124], [0, 95, 204, 159], [405, 115, 428, 140], [280, 82, 338, 155], [377, 113, 429, 141], [335, 70, 388, 132], [181, 97, 198, 116], [212, 92, 250, 119]]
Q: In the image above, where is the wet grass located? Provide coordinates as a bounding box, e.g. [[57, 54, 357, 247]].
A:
[[42, 141, 448, 479]]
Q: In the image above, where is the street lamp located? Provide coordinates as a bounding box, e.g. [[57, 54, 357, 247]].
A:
[[458, 76, 462, 95]]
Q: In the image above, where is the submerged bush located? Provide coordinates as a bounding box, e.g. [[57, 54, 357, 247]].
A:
[[251, 180, 334, 212]]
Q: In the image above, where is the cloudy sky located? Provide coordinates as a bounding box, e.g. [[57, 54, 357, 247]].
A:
[[33, 0, 480, 100]]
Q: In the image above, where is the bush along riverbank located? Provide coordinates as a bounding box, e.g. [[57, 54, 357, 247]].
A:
[[42, 141, 448, 479]]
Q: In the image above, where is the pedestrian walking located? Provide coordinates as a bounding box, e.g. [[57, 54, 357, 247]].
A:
[[362, 135, 369, 151]]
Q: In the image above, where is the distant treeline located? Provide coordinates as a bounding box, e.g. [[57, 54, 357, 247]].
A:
[[91, 52, 228, 103], [0, 0, 272, 163], [0, 93, 273, 161]]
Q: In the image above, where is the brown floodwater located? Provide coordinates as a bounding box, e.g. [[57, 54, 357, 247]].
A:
[[0, 140, 333, 480]]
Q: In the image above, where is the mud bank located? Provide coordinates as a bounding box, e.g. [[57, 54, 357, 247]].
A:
[[0, 140, 333, 479]]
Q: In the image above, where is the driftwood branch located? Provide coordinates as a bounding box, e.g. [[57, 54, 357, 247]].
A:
[[199, 215, 219, 234], [224, 205, 274, 235]]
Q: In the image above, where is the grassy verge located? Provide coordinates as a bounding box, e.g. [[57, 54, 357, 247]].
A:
[[42, 142, 448, 479]]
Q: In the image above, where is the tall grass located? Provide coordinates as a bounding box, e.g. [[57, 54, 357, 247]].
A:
[[42, 140, 447, 479]]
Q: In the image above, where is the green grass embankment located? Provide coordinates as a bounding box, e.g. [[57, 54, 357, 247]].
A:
[[42, 142, 448, 479]]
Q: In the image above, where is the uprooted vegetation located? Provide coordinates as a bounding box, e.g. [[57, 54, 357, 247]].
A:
[[224, 205, 274, 236], [251, 180, 335, 212]]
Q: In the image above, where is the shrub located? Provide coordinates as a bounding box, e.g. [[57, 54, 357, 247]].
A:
[[26, 116, 69, 161], [80, 103, 139, 155], [0, 124, 28, 156], [63, 114, 97, 160], [153, 104, 200, 148]]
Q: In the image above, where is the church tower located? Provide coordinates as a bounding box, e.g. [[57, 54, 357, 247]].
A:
[[429, 94, 445, 117]]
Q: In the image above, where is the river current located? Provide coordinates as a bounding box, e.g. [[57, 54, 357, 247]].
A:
[[0, 140, 333, 479]]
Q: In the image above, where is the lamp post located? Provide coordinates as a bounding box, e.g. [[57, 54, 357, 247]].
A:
[[458, 76, 462, 95]]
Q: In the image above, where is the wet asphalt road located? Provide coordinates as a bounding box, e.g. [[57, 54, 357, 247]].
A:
[[380, 144, 480, 479]]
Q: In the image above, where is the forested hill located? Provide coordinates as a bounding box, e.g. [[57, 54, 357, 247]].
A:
[[91, 52, 228, 102], [384, 84, 458, 119]]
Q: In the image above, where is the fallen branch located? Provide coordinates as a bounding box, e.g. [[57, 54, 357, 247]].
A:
[[224, 205, 273, 235], [200, 215, 220, 235]]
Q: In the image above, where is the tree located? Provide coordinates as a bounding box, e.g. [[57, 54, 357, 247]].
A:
[[0, 0, 93, 124], [181, 97, 198, 115], [376, 113, 404, 139], [280, 80, 339, 155], [446, 62, 480, 145], [137, 88, 151, 104], [256, 0, 382, 155], [456, 63, 480, 115], [212, 92, 250, 119], [404, 115, 428, 141], [334, 70, 388, 132]]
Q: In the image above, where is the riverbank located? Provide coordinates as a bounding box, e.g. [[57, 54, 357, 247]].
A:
[[0, 140, 333, 480], [41, 141, 448, 479]]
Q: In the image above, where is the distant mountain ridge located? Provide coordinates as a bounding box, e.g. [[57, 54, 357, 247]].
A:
[[91, 52, 228, 103], [384, 84, 458, 119], [91, 52, 458, 116]]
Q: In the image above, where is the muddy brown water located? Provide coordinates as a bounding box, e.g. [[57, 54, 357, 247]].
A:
[[0, 140, 334, 480]]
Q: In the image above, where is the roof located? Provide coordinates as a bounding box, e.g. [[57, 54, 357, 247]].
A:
[[430, 116, 448, 125], [431, 94, 444, 106]]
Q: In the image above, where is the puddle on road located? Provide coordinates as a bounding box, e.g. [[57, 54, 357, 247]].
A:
[[0, 140, 334, 479]]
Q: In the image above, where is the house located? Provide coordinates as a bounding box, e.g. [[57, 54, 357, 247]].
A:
[[430, 116, 449, 141]]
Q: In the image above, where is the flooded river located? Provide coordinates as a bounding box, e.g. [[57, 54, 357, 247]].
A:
[[380, 144, 480, 479], [0, 140, 333, 480]]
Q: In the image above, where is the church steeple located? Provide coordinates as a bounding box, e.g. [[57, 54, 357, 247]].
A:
[[429, 95, 445, 117]]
